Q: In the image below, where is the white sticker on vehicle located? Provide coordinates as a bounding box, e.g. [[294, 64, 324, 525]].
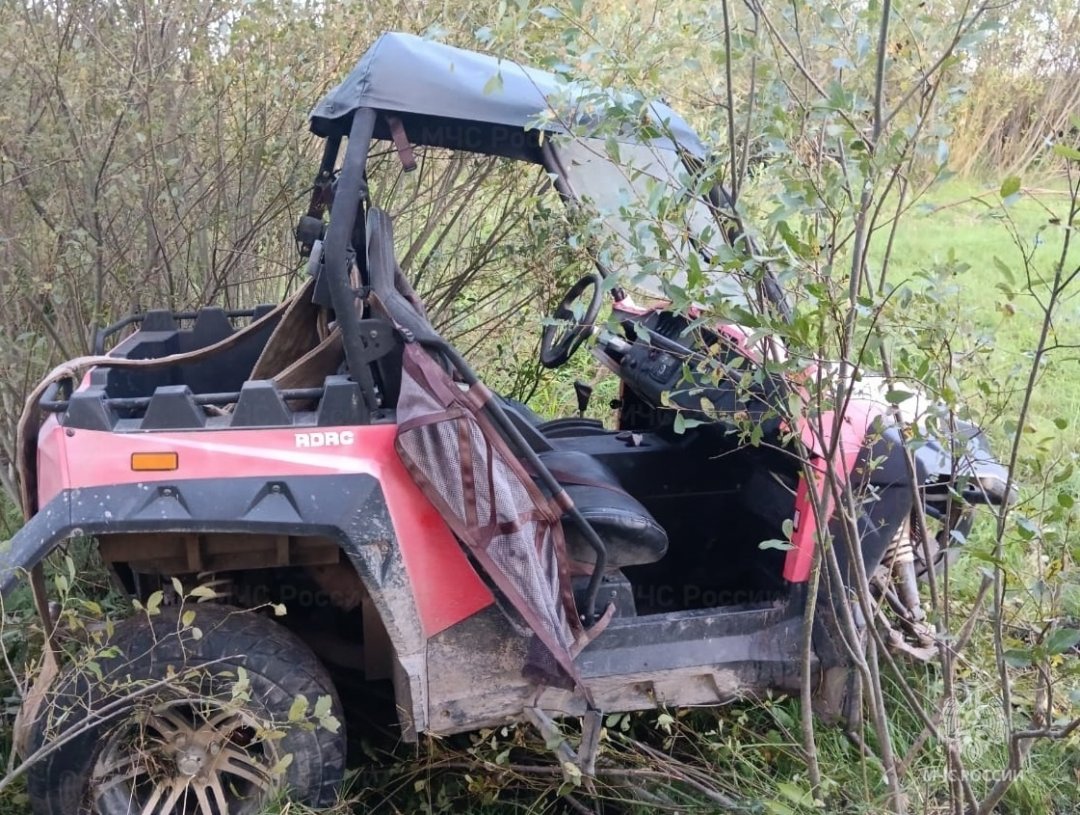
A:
[[295, 431, 355, 448]]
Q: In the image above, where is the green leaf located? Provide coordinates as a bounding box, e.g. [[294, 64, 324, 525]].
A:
[[561, 760, 583, 786], [1004, 648, 1032, 668], [232, 666, 251, 702], [1053, 144, 1080, 162], [482, 71, 503, 95], [759, 539, 794, 551], [999, 175, 1021, 198], [1053, 417, 1068, 430], [319, 713, 342, 734], [777, 780, 814, 806], [1046, 627, 1080, 655], [673, 413, 706, 434], [992, 256, 1015, 286], [314, 695, 333, 719], [288, 695, 309, 722], [269, 753, 294, 777], [181, 610, 196, 628], [885, 389, 914, 405], [604, 135, 621, 163], [763, 801, 797, 815], [1015, 516, 1039, 540], [654, 711, 676, 736], [146, 590, 164, 615]]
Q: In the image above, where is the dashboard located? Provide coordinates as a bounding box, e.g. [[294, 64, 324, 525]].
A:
[[594, 308, 785, 439]]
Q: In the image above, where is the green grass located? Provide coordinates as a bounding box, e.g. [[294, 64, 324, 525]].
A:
[[869, 176, 1080, 435], [863, 175, 1080, 813]]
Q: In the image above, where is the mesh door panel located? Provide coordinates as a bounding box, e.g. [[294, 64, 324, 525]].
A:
[[395, 344, 582, 686]]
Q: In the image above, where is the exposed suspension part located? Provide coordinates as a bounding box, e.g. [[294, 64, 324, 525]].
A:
[[874, 519, 937, 661], [884, 520, 925, 624]]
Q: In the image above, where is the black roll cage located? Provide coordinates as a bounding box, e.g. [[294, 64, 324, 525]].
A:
[[313, 108, 612, 625], [306, 106, 794, 625]]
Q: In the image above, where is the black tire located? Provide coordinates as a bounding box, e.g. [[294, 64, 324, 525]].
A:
[[26, 603, 345, 814]]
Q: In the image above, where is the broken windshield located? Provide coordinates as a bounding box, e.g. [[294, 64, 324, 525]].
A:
[[550, 138, 762, 314]]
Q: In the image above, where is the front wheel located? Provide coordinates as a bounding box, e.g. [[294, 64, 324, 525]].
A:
[[25, 603, 345, 815]]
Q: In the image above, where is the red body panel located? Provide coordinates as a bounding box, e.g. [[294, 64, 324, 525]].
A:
[[37, 420, 493, 635], [783, 401, 878, 582], [36, 417, 71, 510]]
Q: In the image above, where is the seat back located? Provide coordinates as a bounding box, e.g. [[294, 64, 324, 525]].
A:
[[367, 208, 449, 407], [366, 209, 442, 343]]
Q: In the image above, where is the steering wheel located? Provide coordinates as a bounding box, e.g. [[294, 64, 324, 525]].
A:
[[540, 273, 603, 369]]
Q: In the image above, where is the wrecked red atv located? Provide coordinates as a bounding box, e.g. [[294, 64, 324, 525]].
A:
[[1, 32, 1012, 813]]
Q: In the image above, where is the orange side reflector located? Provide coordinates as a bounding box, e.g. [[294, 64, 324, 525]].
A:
[[131, 452, 179, 471]]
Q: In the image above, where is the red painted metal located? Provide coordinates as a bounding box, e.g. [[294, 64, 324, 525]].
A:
[[37, 422, 493, 635], [783, 400, 879, 583], [35, 416, 70, 511], [611, 295, 654, 317]]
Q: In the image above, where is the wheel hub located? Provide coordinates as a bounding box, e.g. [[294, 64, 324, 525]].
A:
[[91, 702, 278, 814], [174, 744, 208, 778]]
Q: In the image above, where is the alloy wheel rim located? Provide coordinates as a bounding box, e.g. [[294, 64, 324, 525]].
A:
[[90, 700, 279, 815]]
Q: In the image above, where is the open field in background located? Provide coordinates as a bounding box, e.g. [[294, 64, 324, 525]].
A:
[[872, 176, 1080, 435], [870, 177, 1080, 610], [865, 176, 1080, 811]]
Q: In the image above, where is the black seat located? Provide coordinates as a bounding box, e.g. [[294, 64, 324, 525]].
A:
[[500, 395, 610, 440], [538, 450, 668, 569], [365, 208, 666, 572]]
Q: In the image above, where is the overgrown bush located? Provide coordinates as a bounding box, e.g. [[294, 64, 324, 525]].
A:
[[1, 0, 1078, 813]]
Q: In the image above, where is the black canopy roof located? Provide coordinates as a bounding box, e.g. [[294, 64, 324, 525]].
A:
[[310, 32, 705, 155]]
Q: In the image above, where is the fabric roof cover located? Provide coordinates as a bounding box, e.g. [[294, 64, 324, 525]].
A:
[[310, 32, 704, 154]]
